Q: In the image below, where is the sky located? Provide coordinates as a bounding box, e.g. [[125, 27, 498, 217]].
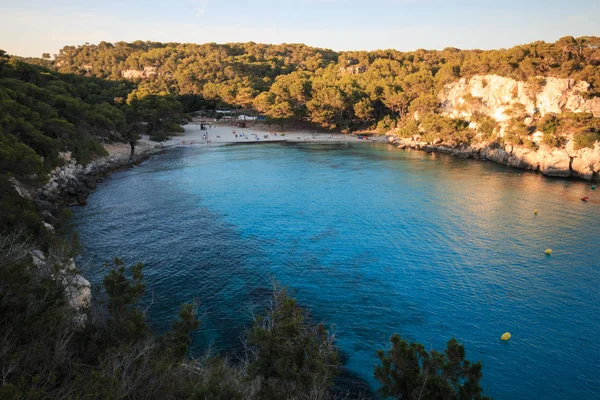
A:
[[1, 0, 600, 57]]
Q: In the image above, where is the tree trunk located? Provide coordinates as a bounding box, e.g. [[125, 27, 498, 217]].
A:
[[129, 141, 135, 159]]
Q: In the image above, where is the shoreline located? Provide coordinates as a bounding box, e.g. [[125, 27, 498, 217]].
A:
[[165, 121, 386, 146], [387, 135, 600, 183], [34, 127, 381, 397], [35, 137, 165, 211], [34, 126, 385, 212], [34, 125, 597, 215]]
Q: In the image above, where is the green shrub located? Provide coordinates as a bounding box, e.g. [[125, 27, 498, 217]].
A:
[[419, 113, 473, 145], [573, 129, 600, 150], [375, 335, 491, 400], [0, 176, 42, 235], [397, 119, 419, 138], [377, 115, 397, 134], [472, 112, 498, 141], [247, 286, 339, 399], [0, 128, 43, 178]]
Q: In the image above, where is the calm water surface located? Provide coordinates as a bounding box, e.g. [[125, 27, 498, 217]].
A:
[[72, 143, 600, 399]]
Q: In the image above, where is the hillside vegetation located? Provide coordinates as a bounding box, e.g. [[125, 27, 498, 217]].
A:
[[52, 37, 600, 135], [0, 50, 190, 237]]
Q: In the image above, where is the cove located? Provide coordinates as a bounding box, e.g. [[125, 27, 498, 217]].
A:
[[72, 143, 600, 399]]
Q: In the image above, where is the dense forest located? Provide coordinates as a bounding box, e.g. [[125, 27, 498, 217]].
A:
[[51, 37, 600, 136]]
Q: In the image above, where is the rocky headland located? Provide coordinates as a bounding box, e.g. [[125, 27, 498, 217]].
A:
[[387, 74, 600, 181], [388, 136, 600, 181], [34, 138, 164, 212]]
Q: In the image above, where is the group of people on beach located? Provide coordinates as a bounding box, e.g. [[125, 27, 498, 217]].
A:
[[232, 130, 248, 139], [233, 130, 277, 141]]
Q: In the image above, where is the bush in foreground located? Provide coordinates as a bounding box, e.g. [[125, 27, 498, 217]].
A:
[[375, 334, 490, 400]]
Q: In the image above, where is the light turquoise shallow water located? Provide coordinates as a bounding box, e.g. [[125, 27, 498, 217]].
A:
[[73, 143, 600, 399]]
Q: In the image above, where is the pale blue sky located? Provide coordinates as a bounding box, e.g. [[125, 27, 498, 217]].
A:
[[1, 0, 600, 57]]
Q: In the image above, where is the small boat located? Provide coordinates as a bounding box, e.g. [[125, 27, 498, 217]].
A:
[[581, 196, 589, 202]]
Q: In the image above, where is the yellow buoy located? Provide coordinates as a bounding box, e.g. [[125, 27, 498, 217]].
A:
[[501, 332, 511, 341], [534, 209, 538, 215], [545, 249, 552, 255]]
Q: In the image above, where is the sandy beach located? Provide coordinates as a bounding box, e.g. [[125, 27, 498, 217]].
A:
[[97, 120, 383, 161], [163, 120, 384, 147]]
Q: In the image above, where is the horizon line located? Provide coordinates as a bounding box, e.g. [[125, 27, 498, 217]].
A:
[[7, 34, 599, 59]]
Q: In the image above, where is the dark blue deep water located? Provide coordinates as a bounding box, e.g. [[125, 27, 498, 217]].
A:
[[72, 143, 600, 399]]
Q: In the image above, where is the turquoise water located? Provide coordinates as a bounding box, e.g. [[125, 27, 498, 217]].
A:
[[73, 143, 600, 399]]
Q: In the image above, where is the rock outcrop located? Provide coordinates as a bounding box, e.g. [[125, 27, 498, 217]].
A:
[[35, 147, 157, 210], [440, 75, 600, 120], [121, 66, 158, 80], [388, 135, 600, 181], [389, 74, 600, 181], [60, 258, 92, 311]]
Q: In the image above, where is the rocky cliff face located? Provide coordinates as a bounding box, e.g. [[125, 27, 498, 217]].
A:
[[14, 145, 164, 328], [440, 75, 600, 120], [36, 147, 157, 211], [121, 66, 158, 80], [390, 74, 600, 181]]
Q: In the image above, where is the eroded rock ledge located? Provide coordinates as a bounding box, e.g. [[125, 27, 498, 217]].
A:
[[22, 142, 167, 327], [387, 135, 600, 181], [35, 146, 161, 212]]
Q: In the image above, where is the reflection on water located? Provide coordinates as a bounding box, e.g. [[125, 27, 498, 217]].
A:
[[73, 143, 600, 400]]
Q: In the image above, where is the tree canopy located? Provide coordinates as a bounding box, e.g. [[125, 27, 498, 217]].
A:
[[50, 37, 600, 132], [375, 334, 490, 400], [0, 51, 187, 177]]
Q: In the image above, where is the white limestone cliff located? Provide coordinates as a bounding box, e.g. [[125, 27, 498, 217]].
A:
[[390, 75, 600, 181], [440, 75, 600, 121]]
